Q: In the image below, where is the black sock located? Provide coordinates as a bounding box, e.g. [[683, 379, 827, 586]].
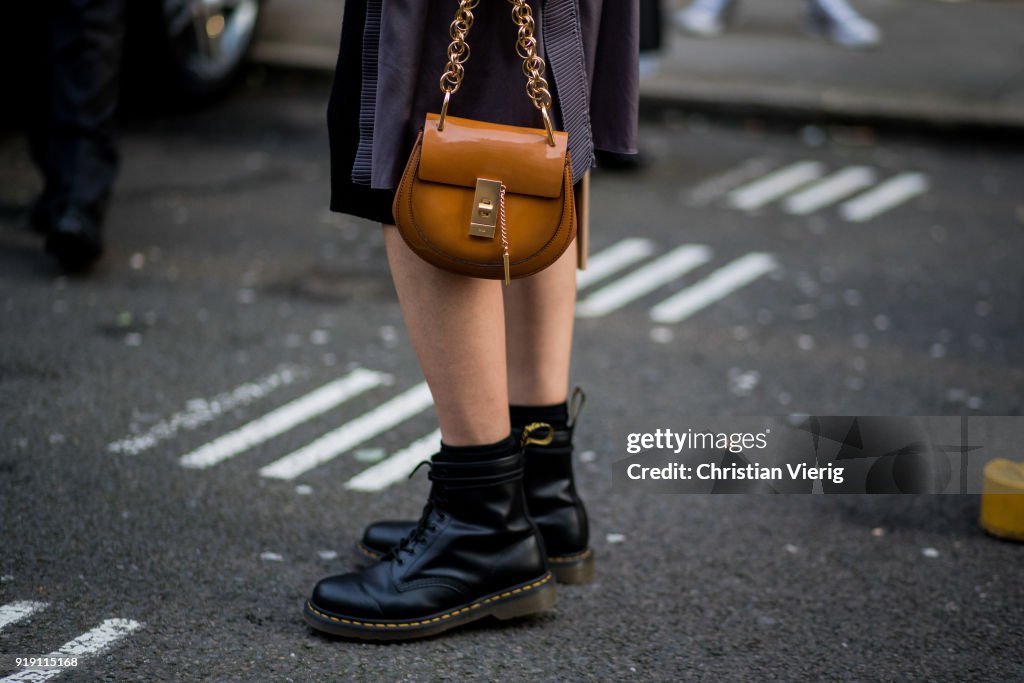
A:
[[509, 402, 569, 432], [437, 433, 516, 462]]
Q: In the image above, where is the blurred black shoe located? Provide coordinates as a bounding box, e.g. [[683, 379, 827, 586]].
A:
[[29, 194, 57, 236], [595, 149, 647, 172], [44, 206, 104, 271]]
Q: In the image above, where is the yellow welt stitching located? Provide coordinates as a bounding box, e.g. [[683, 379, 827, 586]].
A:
[[356, 544, 382, 560], [547, 548, 592, 563], [306, 574, 551, 630]]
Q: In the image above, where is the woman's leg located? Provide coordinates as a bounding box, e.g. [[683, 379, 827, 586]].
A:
[[309, 232, 554, 642], [503, 241, 578, 406], [382, 225, 510, 446], [502, 242, 594, 584], [356, 234, 593, 586]]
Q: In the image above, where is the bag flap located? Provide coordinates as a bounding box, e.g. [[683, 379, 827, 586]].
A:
[[418, 113, 569, 198]]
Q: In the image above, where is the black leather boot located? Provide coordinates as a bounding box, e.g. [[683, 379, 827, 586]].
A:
[[304, 428, 556, 640], [357, 390, 594, 584], [44, 204, 105, 271]]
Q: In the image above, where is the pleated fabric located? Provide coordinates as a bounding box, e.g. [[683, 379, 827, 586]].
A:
[[329, 0, 638, 222], [542, 0, 594, 183], [350, 0, 381, 185]]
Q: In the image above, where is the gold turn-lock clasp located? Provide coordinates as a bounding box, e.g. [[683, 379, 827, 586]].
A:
[[469, 178, 502, 239]]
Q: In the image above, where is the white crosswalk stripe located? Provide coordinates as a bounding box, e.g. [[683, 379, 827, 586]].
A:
[[576, 238, 655, 291], [576, 245, 712, 318], [783, 166, 877, 215], [0, 617, 142, 682], [0, 602, 48, 631], [727, 161, 826, 211], [686, 157, 776, 207], [107, 364, 303, 456], [101, 239, 780, 488], [259, 382, 434, 480], [179, 368, 387, 469], [345, 428, 442, 492], [696, 158, 930, 221], [649, 253, 778, 324], [839, 172, 930, 222]]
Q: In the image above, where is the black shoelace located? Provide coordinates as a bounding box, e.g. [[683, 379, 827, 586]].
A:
[[386, 461, 448, 566]]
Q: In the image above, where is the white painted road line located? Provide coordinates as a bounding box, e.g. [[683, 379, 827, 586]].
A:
[[687, 157, 776, 206], [839, 172, 930, 222], [0, 602, 48, 631], [344, 428, 442, 492], [259, 382, 435, 480], [727, 161, 826, 211], [576, 238, 656, 291], [179, 368, 388, 469], [576, 245, 712, 319], [783, 166, 877, 215], [0, 618, 142, 683], [108, 364, 304, 455], [650, 253, 778, 324]]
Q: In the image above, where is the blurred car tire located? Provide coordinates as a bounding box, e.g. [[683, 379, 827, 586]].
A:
[[128, 0, 263, 103]]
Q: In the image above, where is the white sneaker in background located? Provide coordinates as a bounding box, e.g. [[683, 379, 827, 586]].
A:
[[674, 0, 738, 37], [639, 54, 662, 79], [805, 0, 883, 49]]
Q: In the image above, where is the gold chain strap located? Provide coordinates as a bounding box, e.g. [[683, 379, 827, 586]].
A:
[[437, 0, 556, 146], [439, 0, 479, 98], [510, 0, 552, 112]]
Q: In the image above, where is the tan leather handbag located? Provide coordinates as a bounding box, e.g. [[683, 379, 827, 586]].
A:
[[393, 0, 576, 284]]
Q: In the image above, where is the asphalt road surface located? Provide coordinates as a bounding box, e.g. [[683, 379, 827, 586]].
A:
[[1, 71, 1023, 681]]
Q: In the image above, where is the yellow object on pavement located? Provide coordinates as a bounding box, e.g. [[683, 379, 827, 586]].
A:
[[980, 458, 1024, 541]]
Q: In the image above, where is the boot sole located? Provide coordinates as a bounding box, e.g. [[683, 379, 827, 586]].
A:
[[355, 542, 595, 585], [303, 572, 556, 641], [546, 548, 595, 585]]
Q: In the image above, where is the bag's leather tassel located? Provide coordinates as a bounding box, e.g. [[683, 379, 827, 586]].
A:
[[500, 183, 510, 286], [576, 171, 590, 271]]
